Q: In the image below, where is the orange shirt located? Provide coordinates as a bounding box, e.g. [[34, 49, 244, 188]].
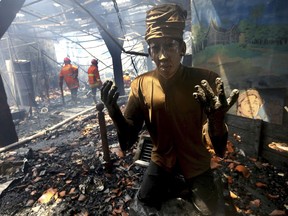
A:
[[123, 74, 131, 87], [87, 65, 101, 88], [123, 74, 131, 81], [59, 64, 79, 89]]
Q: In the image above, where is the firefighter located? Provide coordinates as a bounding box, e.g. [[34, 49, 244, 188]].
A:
[[123, 71, 131, 88], [59, 57, 79, 104], [87, 59, 102, 104]]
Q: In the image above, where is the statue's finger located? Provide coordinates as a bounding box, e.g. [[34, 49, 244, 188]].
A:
[[201, 80, 220, 111], [216, 78, 227, 106], [107, 85, 118, 105], [201, 80, 215, 99], [194, 85, 206, 104], [227, 89, 239, 108], [101, 80, 113, 102], [112, 92, 120, 105]]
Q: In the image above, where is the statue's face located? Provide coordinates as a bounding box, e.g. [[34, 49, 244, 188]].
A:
[[149, 38, 186, 79]]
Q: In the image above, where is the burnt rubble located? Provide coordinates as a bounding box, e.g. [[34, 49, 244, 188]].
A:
[[0, 94, 287, 216], [0, 99, 145, 215]]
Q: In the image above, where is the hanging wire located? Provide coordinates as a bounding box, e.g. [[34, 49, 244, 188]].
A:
[[130, 56, 139, 75]]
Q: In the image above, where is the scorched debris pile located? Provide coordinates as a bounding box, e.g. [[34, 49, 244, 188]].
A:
[[0, 102, 287, 216]]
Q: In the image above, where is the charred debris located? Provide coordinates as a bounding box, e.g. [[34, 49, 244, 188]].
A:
[[0, 93, 287, 216]]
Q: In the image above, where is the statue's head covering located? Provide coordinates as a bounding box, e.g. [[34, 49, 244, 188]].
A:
[[145, 3, 187, 42]]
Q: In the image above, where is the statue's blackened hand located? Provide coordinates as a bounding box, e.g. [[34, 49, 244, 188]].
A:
[[100, 80, 120, 117], [193, 78, 239, 120]]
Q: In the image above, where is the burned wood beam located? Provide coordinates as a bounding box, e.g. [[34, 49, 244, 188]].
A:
[[0, 106, 95, 153], [0, 75, 18, 147], [126, 50, 148, 57], [72, 0, 149, 57], [0, 0, 26, 147], [96, 102, 111, 170]]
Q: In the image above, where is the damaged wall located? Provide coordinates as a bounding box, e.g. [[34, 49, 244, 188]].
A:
[[0, 34, 59, 106], [0, 0, 26, 146]]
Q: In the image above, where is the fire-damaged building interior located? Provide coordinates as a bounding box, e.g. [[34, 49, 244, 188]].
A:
[[0, 0, 287, 215]]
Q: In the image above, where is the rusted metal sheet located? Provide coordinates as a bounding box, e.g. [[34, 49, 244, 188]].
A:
[[261, 147, 288, 168], [226, 114, 262, 158]]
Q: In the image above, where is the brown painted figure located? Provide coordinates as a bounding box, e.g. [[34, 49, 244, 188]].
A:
[[101, 3, 239, 215]]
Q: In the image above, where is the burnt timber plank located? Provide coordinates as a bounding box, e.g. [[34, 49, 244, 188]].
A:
[[226, 114, 262, 158], [260, 122, 288, 167], [134, 114, 288, 169]]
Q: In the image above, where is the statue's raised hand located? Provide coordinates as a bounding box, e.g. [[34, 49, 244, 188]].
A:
[[101, 80, 120, 117], [193, 78, 239, 130]]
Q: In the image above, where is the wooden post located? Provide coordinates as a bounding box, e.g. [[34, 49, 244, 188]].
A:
[[96, 102, 111, 169], [0, 75, 18, 146]]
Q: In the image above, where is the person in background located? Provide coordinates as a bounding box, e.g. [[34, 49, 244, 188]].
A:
[[87, 59, 102, 104], [123, 71, 131, 88], [101, 3, 239, 216], [59, 57, 79, 104]]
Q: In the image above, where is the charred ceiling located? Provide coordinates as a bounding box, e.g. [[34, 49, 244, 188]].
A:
[[12, 0, 156, 51], [1, 0, 191, 98]]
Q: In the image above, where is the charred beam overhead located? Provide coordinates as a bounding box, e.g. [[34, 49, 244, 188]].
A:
[[14, 10, 102, 41], [72, 0, 148, 56], [22, 0, 45, 8], [18, 0, 149, 38], [15, 0, 149, 55]]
